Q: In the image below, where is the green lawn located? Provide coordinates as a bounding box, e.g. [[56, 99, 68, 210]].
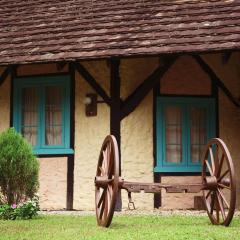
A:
[[0, 214, 239, 240]]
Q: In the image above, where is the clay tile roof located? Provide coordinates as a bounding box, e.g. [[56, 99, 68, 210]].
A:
[[0, 0, 240, 65]]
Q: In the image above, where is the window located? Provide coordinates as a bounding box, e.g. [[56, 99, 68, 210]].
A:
[[13, 76, 73, 155], [155, 97, 216, 172]]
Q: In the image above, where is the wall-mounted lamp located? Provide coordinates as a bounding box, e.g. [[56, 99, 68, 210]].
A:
[[83, 93, 105, 117]]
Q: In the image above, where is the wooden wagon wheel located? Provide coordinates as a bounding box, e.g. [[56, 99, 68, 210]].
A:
[[95, 135, 119, 227], [202, 138, 236, 226]]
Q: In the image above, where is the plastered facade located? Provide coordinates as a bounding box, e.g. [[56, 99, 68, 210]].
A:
[[0, 52, 239, 210], [73, 60, 110, 210], [38, 157, 68, 210]]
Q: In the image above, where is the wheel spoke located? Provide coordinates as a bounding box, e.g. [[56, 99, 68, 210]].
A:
[[107, 188, 111, 210], [97, 188, 106, 208], [108, 185, 113, 199], [216, 202, 220, 223], [216, 191, 226, 221], [210, 192, 216, 214], [217, 189, 230, 209], [214, 192, 220, 223], [103, 149, 108, 172], [205, 160, 214, 176], [218, 169, 230, 182], [107, 146, 110, 171], [99, 166, 105, 176], [209, 147, 215, 175], [99, 194, 106, 220], [104, 190, 109, 219], [218, 183, 231, 190], [206, 190, 212, 199], [217, 154, 224, 178], [107, 145, 113, 176]]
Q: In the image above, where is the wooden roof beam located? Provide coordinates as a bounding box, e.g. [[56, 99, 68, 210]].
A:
[[193, 55, 240, 108], [74, 62, 111, 106], [0, 66, 12, 87], [120, 56, 177, 120]]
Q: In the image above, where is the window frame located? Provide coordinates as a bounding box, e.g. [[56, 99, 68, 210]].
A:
[[155, 97, 216, 173], [13, 75, 73, 155]]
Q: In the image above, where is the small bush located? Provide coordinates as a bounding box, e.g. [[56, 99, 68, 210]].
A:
[[0, 197, 39, 220], [0, 204, 16, 220], [0, 128, 39, 205]]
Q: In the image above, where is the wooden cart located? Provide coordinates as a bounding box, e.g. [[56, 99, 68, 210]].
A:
[[94, 135, 236, 227]]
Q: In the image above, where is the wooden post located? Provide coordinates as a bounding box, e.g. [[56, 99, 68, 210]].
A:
[[67, 155, 74, 210], [110, 58, 122, 210], [110, 58, 121, 170], [66, 63, 75, 210]]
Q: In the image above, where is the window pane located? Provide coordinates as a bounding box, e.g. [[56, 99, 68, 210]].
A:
[[45, 86, 63, 145], [21, 87, 38, 145], [165, 106, 182, 163], [190, 107, 207, 163], [166, 145, 182, 163]]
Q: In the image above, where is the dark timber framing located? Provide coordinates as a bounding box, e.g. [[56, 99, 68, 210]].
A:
[[74, 57, 178, 172], [120, 58, 176, 120], [110, 58, 121, 169], [193, 55, 240, 108], [66, 62, 75, 210], [0, 66, 13, 87], [110, 58, 122, 210], [74, 62, 111, 106], [153, 80, 161, 208]]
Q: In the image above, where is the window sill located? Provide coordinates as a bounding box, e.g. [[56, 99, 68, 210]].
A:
[[154, 166, 202, 173], [34, 148, 74, 155]]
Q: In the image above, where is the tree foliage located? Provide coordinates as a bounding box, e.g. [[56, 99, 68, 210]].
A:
[[0, 128, 39, 205]]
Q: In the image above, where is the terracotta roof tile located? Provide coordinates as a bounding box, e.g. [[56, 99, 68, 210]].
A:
[[0, 0, 240, 65]]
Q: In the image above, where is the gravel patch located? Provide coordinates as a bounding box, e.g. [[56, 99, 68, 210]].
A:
[[40, 209, 240, 217]]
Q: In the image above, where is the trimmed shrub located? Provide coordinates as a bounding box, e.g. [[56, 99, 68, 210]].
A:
[[0, 128, 39, 205]]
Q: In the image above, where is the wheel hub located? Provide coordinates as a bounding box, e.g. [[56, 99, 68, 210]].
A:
[[204, 176, 218, 190]]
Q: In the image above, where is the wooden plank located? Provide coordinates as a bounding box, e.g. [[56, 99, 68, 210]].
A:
[[194, 55, 240, 108], [121, 181, 202, 193], [74, 62, 111, 106], [0, 67, 11, 87], [120, 57, 176, 120]]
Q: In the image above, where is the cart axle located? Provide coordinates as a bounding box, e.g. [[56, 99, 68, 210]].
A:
[[95, 177, 230, 194], [95, 177, 203, 193]]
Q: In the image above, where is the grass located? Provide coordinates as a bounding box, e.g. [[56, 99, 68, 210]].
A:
[[0, 214, 239, 240]]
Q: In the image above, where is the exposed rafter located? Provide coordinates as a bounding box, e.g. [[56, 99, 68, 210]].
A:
[[56, 62, 67, 71], [120, 57, 177, 120], [194, 55, 240, 108], [0, 67, 12, 87], [221, 52, 232, 65], [74, 62, 111, 106]]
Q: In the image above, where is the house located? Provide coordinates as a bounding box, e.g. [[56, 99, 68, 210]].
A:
[[0, 0, 239, 211]]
